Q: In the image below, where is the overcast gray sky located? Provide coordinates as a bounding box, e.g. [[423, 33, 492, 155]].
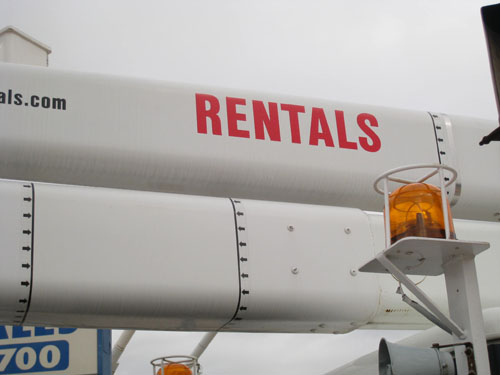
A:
[[0, 1, 498, 374]]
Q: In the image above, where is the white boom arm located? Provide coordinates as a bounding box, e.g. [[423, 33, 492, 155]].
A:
[[0, 179, 499, 332], [0, 63, 499, 222]]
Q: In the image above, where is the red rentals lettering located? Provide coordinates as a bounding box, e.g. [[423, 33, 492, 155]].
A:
[[195, 93, 381, 152]]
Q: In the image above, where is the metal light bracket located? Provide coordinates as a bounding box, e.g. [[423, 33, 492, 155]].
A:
[[360, 237, 489, 276], [360, 237, 489, 339], [360, 164, 491, 374]]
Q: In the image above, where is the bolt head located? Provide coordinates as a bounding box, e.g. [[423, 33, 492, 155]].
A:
[[287, 225, 294, 232], [350, 269, 358, 276], [344, 227, 351, 234], [291, 267, 299, 275]]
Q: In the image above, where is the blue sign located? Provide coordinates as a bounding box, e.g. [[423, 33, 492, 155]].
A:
[[0, 341, 69, 374], [0, 326, 111, 375], [0, 327, 77, 340]]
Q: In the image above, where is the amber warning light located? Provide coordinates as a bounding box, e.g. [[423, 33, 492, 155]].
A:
[[374, 164, 458, 248], [388, 183, 456, 244], [151, 356, 197, 375], [157, 363, 192, 375]]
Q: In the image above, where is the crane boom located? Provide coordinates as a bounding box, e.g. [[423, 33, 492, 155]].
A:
[[1, 63, 499, 222], [0, 178, 498, 332]]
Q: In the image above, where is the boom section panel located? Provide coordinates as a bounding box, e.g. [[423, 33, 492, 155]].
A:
[[0, 63, 439, 214]]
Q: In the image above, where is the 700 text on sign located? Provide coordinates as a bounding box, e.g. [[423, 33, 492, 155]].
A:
[[0, 341, 69, 374]]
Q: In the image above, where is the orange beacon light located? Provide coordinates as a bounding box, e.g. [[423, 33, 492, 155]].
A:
[[374, 164, 458, 248], [151, 356, 197, 375], [388, 183, 456, 244], [156, 363, 192, 375]]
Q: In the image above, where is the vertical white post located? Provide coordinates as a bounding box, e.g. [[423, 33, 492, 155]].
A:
[[383, 178, 391, 248], [438, 167, 451, 239], [444, 255, 490, 375]]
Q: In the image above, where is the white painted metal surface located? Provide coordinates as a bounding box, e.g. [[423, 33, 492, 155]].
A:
[[0, 179, 499, 333], [1, 65, 498, 221], [25, 181, 381, 332], [0, 63, 443, 215], [360, 238, 489, 276], [221, 200, 379, 333], [429, 113, 462, 206], [28, 183, 239, 330], [0, 180, 33, 325], [444, 254, 490, 374]]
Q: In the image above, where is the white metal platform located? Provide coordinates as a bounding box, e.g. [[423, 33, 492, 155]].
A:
[[359, 237, 489, 276]]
